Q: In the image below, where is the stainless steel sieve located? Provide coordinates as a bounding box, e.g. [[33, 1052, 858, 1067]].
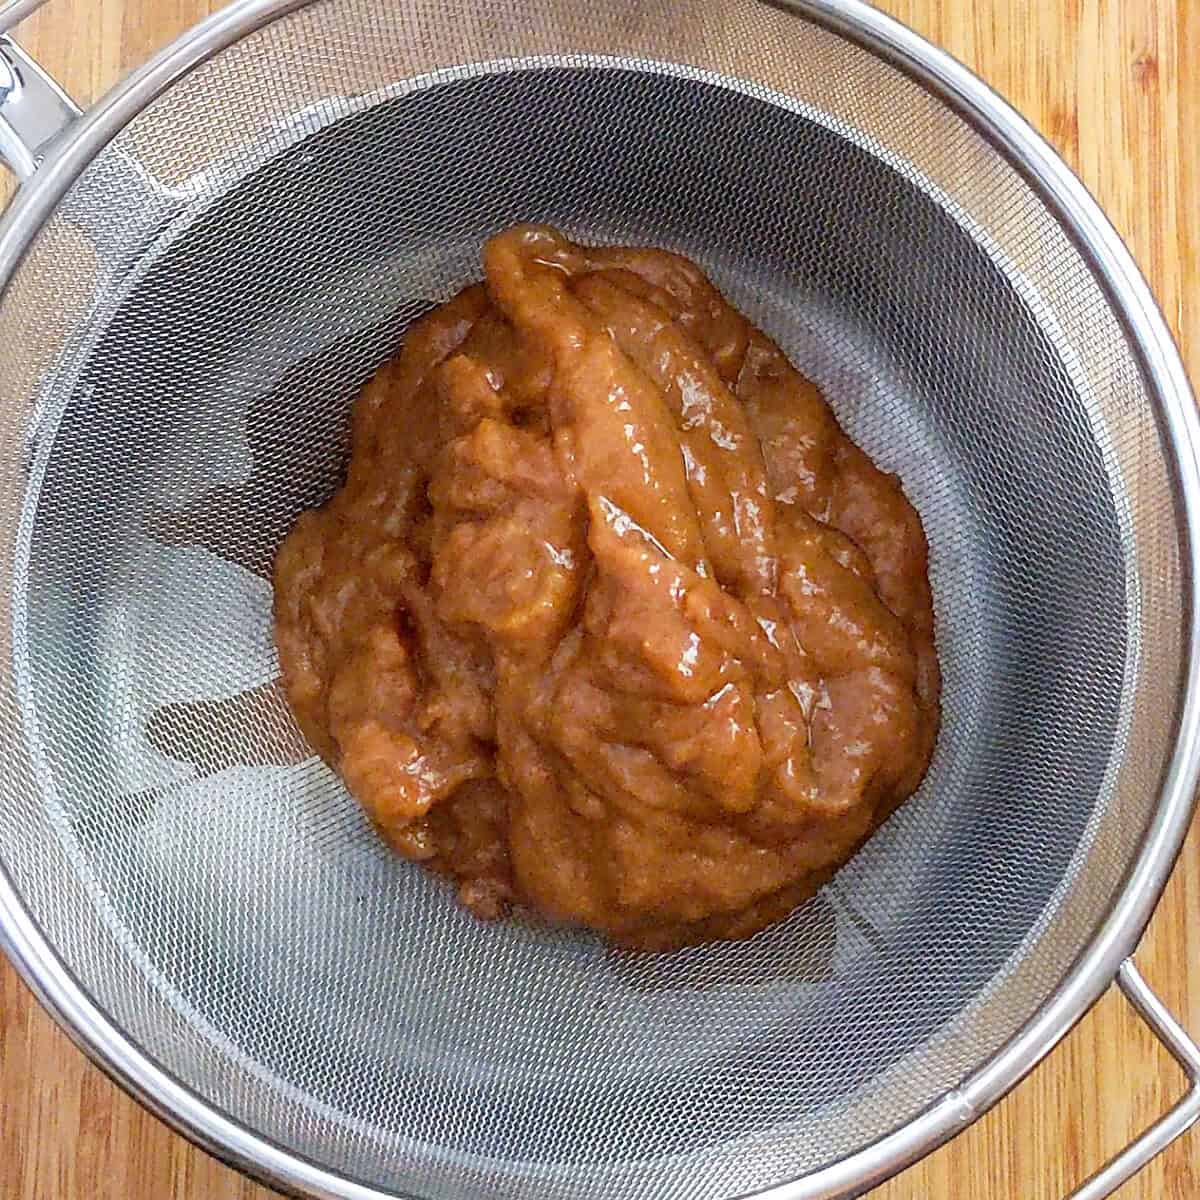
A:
[[1, 1, 1198, 1197]]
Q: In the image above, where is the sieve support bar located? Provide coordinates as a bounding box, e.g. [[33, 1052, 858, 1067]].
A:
[[0, 31, 79, 181], [1067, 959, 1200, 1200]]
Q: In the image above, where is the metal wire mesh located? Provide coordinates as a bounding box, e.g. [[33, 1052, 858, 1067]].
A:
[[0, 1, 1187, 1197]]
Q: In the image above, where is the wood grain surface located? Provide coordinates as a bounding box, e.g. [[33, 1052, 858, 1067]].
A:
[[1, 1, 1197, 1197]]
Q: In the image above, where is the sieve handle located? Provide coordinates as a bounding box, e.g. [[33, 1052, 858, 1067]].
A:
[[0, 5, 179, 267], [0, 0, 46, 34], [1066, 960, 1200, 1199], [0, 0, 79, 182]]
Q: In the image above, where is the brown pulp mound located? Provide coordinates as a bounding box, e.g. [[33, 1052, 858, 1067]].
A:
[[273, 225, 940, 951]]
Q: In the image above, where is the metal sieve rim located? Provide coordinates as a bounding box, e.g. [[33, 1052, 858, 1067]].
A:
[[0, 2, 1197, 1198]]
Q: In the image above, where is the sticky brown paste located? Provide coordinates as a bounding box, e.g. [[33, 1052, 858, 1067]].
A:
[[273, 226, 940, 951]]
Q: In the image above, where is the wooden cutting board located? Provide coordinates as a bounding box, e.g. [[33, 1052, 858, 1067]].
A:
[[1, 1, 1197, 1197]]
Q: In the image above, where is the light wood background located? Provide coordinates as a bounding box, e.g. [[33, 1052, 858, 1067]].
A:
[[1, 0, 1197, 1197]]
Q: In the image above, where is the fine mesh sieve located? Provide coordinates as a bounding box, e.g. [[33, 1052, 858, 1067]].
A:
[[1, 1, 1199, 1198]]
